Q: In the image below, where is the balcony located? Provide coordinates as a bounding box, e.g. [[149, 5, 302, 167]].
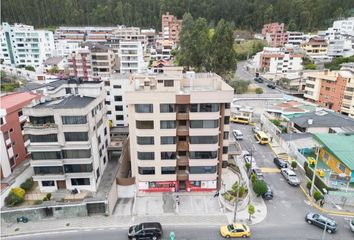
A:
[[177, 141, 188, 151], [176, 156, 189, 166], [177, 170, 189, 181], [177, 126, 189, 136], [176, 112, 189, 120], [24, 122, 58, 135]]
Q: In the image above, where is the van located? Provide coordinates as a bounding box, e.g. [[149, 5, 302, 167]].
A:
[[233, 130, 243, 140], [230, 116, 250, 124], [254, 131, 269, 144]]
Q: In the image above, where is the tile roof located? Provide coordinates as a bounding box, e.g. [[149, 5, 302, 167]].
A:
[[0, 92, 41, 110]]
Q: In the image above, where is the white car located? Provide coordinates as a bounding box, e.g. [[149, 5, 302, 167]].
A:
[[243, 153, 257, 167], [281, 168, 300, 186], [350, 219, 354, 232], [252, 126, 260, 133]]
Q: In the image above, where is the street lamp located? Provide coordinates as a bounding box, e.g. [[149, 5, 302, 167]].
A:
[[310, 145, 321, 196], [321, 218, 328, 240], [233, 181, 243, 223]]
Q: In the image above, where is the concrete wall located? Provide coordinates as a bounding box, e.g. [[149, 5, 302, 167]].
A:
[[0, 64, 37, 80]]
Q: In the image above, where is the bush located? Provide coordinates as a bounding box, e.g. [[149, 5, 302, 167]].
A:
[[253, 180, 268, 197], [304, 162, 335, 193], [306, 181, 312, 190], [34, 200, 43, 205], [304, 63, 316, 70], [291, 161, 297, 170], [245, 162, 251, 172], [11, 187, 25, 199], [5, 192, 24, 207], [231, 182, 239, 192], [20, 178, 34, 191], [46, 193, 52, 200], [238, 185, 246, 198], [255, 88, 263, 94], [43, 196, 49, 201], [251, 173, 257, 183], [313, 191, 323, 202]]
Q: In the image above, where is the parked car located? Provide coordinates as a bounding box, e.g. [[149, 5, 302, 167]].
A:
[[350, 219, 354, 232], [220, 223, 251, 238], [281, 168, 300, 186], [305, 212, 337, 234], [262, 184, 273, 200], [233, 130, 244, 140], [273, 157, 288, 169], [243, 153, 257, 167], [128, 222, 163, 240], [251, 167, 264, 180], [267, 83, 276, 89], [252, 126, 260, 133]]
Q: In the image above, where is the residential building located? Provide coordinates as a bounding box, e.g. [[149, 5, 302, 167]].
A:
[[151, 40, 175, 60], [0, 92, 42, 179], [286, 31, 305, 46], [253, 47, 303, 74], [300, 37, 328, 60], [313, 133, 354, 183], [161, 12, 182, 44], [54, 39, 79, 57], [0, 22, 55, 70], [141, 29, 157, 49], [43, 56, 68, 72], [126, 69, 233, 192], [54, 26, 115, 44], [23, 80, 109, 192], [288, 109, 354, 133], [87, 44, 117, 80], [261, 22, 288, 47], [327, 39, 354, 58], [67, 46, 93, 80], [321, 17, 354, 41], [119, 41, 145, 74], [304, 69, 354, 117]]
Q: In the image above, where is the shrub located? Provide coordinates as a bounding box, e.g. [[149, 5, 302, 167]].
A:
[[34, 200, 43, 205], [306, 181, 312, 190], [255, 88, 263, 94], [251, 173, 257, 183], [46, 193, 52, 200], [20, 178, 34, 191], [5, 192, 24, 207], [11, 187, 25, 199], [252, 180, 268, 197], [291, 161, 297, 170], [43, 197, 49, 201], [304, 162, 334, 193], [313, 191, 323, 202], [231, 182, 239, 192], [245, 162, 251, 172], [238, 185, 246, 198]]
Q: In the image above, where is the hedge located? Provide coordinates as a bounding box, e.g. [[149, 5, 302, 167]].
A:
[[303, 162, 336, 194]]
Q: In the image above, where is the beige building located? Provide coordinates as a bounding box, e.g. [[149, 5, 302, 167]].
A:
[[300, 37, 328, 60], [126, 69, 233, 192]]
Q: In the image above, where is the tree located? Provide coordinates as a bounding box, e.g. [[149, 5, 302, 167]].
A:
[[252, 180, 267, 197], [304, 63, 316, 70], [255, 88, 263, 94], [25, 65, 35, 72], [48, 66, 60, 74], [176, 13, 195, 69], [313, 191, 323, 202], [287, 19, 297, 31], [291, 161, 298, 170], [251, 173, 257, 184], [306, 181, 312, 190], [0, 70, 6, 79], [229, 80, 250, 94], [248, 204, 255, 221], [245, 162, 251, 172]]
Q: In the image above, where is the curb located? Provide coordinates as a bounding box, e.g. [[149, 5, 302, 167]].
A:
[[299, 185, 354, 217]]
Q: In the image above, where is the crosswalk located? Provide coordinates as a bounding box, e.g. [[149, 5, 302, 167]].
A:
[[260, 167, 281, 173]]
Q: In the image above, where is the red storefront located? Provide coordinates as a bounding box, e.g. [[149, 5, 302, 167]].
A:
[[139, 180, 217, 192]]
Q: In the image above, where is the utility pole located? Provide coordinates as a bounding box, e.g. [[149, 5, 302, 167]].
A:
[[321, 219, 328, 240], [310, 146, 320, 196], [233, 183, 240, 223]]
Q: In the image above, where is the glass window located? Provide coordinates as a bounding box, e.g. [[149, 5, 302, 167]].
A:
[[164, 80, 174, 87], [4, 131, 10, 140], [32, 151, 61, 160], [116, 115, 124, 120], [29, 134, 57, 142], [135, 104, 153, 113], [161, 152, 176, 160], [223, 146, 228, 154], [42, 181, 55, 187], [62, 149, 91, 159], [62, 116, 87, 124], [136, 120, 154, 129], [190, 120, 218, 128], [225, 103, 230, 109], [161, 136, 176, 144], [190, 104, 219, 112], [71, 178, 90, 185], [189, 166, 217, 174], [113, 85, 121, 89], [29, 116, 54, 124], [161, 167, 176, 174], [223, 131, 229, 140], [137, 152, 155, 160], [34, 166, 63, 174], [189, 136, 218, 144], [189, 151, 217, 159], [114, 96, 122, 101], [115, 105, 123, 111], [224, 116, 230, 125], [137, 136, 154, 145], [160, 104, 175, 113], [64, 132, 88, 142], [64, 164, 93, 173], [138, 167, 155, 175], [160, 120, 176, 129]]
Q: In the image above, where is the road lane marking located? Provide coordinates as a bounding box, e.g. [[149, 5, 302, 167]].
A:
[[260, 168, 281, 173]]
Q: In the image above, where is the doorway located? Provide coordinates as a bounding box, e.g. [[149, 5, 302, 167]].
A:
[[57, 180, 66, 189], [179, 181, 186, 191]]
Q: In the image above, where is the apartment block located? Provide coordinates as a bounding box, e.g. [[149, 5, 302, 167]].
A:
[[68, 47, 93, 80], [23, 80, 110, 192], [261, 22, 288, 47], [304, 69, 354, 118], [0, 22, 55, 70], [54, 26, 115, 44], [0, 92, 42, 179], [161, 12, 182, 44], [300, 37, 328, 60], [119, 41, 146, 74], [54, 39, 79, 57], [286, 31, 305, 46], [126, 69, 233, 192]]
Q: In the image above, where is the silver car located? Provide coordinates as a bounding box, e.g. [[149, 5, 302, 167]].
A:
[[281, 168, 300, 186], [350, 219, 354, 232]]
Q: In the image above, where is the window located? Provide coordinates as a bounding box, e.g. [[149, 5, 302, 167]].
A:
[[104, 127, 107, 136], [32, 151, 62, 160], [116, 115, 124, 120], [42, 181, 55, 187], [160, 104, 175, 113], [9, 157, 15, 167], [190, 136, 218, 144], [18, 110, 23, 117], [164, 80, 174, 87], [338, 163, 346, 173], [135, 104, 153, 113], [161, 151, 176, 160], [29, 116, 54, 124], [224, 116, 230, 125], [190, 103, 219, 112], [225, 103, 230, 109], [34, 166, 63, 174], [138, 167, 155, 175], [115, 105, 123, 111], [10, 128, 14, 133], [15, 153, 19, 159], [224, 132, 229, 140], [0, 117, 4, 125], [64, 164, 93, 173], [4, 131, 9, 140], [161, 167, 176, 174], [189, 166, 217, 174], [71, 178, 90, 186], [64, 132, 88, 142], [105, 101, 111, 105], [137, 136, 154, 145], [161, 136, 176, 144], [29, 134, 58, 142], [178, 136, 186, 141], [160, 120, 176, 129], [113, 85, 121, 89], [137, 152, 155, 160], [98, 136, 101, 145], [136, 120, 154, 129], [65, 88, 72, 94], [114, 96, 122, 101], [104, 81, 110, 86], [62, 149, 91, 159], [62, 116, 87, 124], [96, 168, 100, 180], [190, 120, 218, 128], [107, 111, 112, 114], [223, 146, 228, 154], [189, 151, 217, 159]]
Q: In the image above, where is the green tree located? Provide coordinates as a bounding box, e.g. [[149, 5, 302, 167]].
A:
[[0, 70, 6, 79], [248, 204, 255, 221], [252, 180, 268, 197], [313, 191, 323, 202], [48, 66, 60, 74], [251, 173, 257, 184], [255, 88, 263, 94], [305, 63, 316, 70], [25, 65, 35, 72], [291, 161, 298, 170], [176, 13, 195, 69], [288, 19, 297, 31]]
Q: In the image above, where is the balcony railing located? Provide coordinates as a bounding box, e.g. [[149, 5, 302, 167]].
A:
[[177, 170, 189, 180], [176, 156, 189, 166], [24, 122, 58, 129], [177, 126, 189, 136], [177, 141, 188, 151]]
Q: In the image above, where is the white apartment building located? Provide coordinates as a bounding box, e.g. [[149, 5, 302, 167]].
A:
[[104, 73, 133, 127], [328, 39, 354, 58], [0, 22, 55, 71], [54, 26, 115, 44], [23, 80, 110, 193], [126, 69, 233, 192], [54, 39, 79, 57], [286, 31, 305, 46], [119, 41, 146, 74]]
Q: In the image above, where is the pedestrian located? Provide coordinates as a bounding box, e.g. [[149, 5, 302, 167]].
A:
[[214, 191, 220, 198], [320, 199, 325, 208], [270, 137, 273, 143], [176, 195, 180, 205]]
